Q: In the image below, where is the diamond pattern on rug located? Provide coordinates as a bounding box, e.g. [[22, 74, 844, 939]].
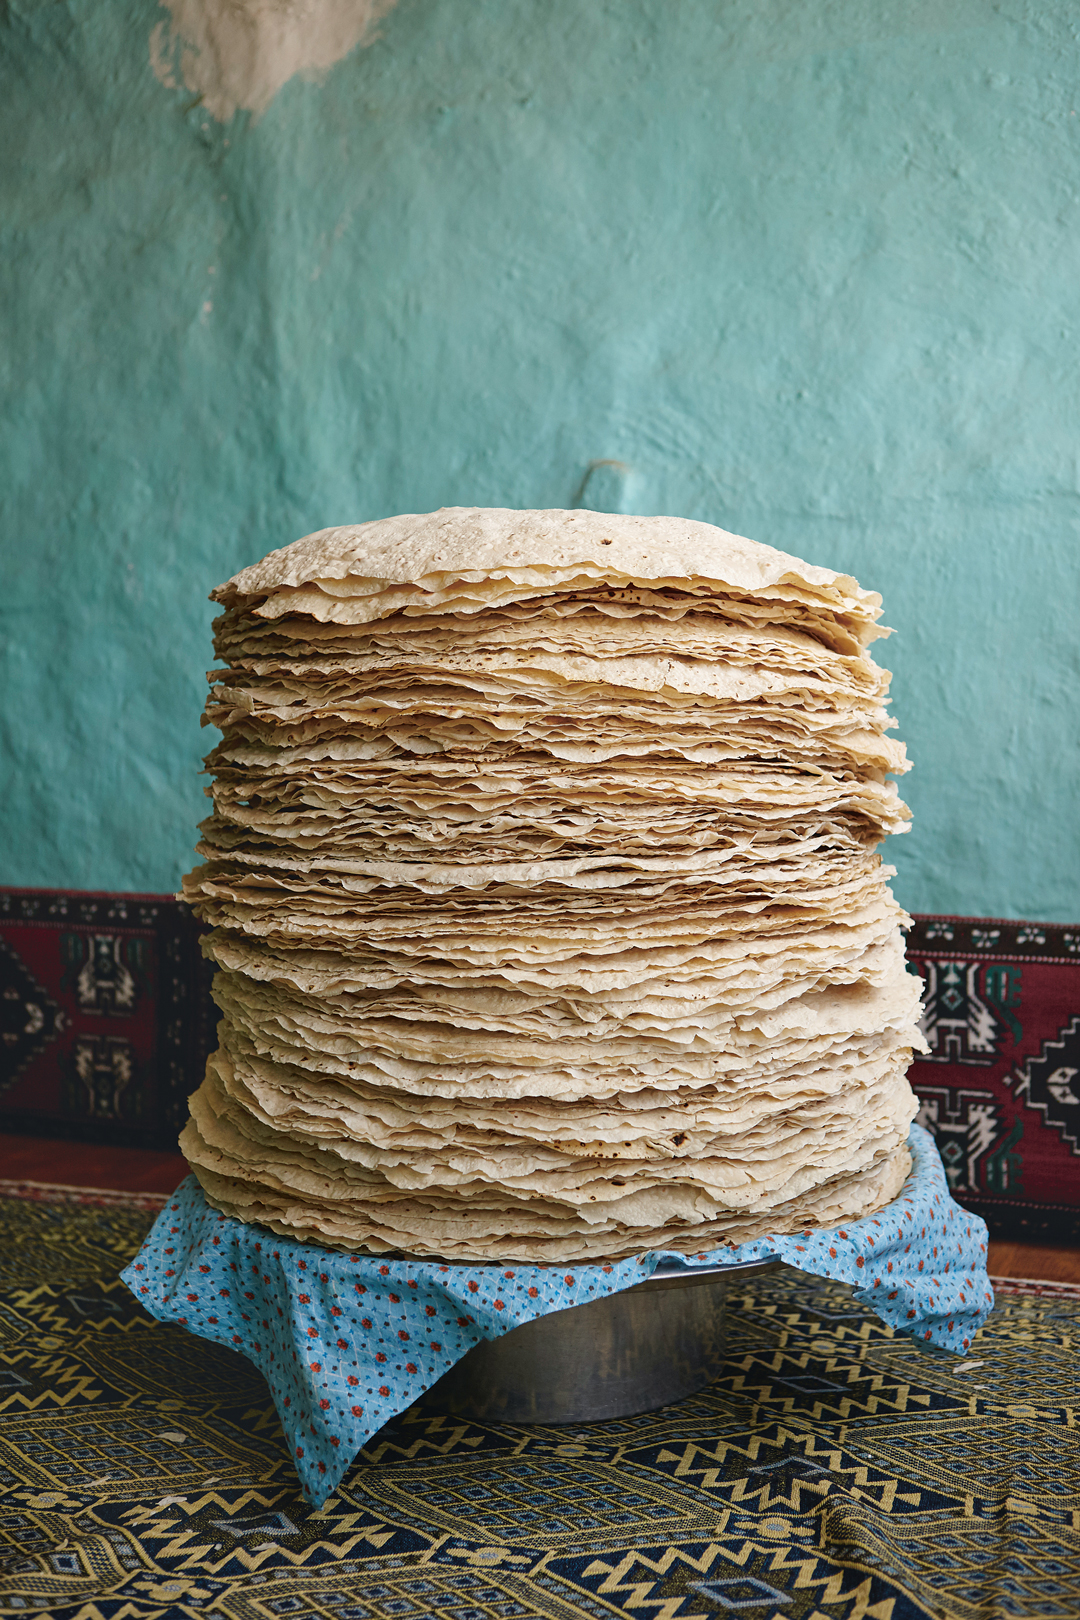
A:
[[0, 1190, 1076, 1619]]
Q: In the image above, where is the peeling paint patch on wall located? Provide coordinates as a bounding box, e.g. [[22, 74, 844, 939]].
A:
[[149, 0, 399, 120]]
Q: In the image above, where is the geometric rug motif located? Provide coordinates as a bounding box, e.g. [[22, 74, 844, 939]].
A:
[[0, 937, 63, 1096], [1, 1189, 1078, 1619], [906, 913, 1080, 1241], [0, 888, 215, 1150]]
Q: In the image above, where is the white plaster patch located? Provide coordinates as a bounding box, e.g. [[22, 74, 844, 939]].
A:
[[149, 0, 399, 122]]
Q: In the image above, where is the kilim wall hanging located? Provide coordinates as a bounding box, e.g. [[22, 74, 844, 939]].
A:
[[906, 915, 1080, 1242], [1, 890, 1078, 1237], [0, 888, 215, 1150]]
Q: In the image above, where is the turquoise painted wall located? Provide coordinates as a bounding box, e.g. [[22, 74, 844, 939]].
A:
[[2, 0, 1078, 918]]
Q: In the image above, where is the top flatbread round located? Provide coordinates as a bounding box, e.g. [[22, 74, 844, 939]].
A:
[[215, 508, 881, 622]]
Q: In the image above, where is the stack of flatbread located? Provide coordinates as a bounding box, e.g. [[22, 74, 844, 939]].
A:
[[179, 508, 923, 1262]]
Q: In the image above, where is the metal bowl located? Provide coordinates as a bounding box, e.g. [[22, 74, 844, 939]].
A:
[[427, 1258, 778, 1425]]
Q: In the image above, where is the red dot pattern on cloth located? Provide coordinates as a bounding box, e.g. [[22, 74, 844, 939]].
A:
[[120, 1125, 991, 1510]]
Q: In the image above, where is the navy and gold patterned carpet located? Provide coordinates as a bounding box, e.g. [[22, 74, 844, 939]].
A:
[[0, 1187, 1077, 1620]]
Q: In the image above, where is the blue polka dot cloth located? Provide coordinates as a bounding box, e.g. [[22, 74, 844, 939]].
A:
[[121, 1124, 992, 1507]]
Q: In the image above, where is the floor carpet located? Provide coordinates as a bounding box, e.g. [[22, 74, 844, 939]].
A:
[[0, 1186, 1077, 1620]]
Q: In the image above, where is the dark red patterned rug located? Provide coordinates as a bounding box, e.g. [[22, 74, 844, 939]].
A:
[[3, 892, 1078, 1239], [907, 915, 1080, 1242], [0, 888, 214, 1150]]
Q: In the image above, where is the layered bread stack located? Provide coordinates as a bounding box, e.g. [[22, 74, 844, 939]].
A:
[[179, 508, 922, 1262]]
